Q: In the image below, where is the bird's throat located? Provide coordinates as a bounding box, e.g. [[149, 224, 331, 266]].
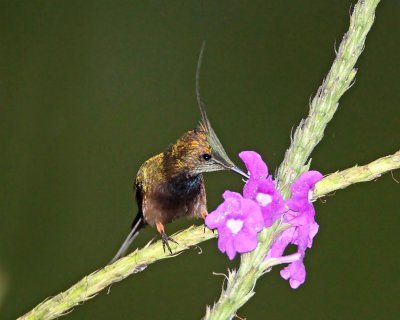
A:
[[167, 173, 202, 199]]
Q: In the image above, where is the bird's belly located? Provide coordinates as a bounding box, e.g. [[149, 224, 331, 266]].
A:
[[143, 191, 204, 226], [141, 173, 206, 226]]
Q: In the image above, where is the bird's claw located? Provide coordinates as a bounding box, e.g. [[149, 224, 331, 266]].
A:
[[203, 223, 215, 234], [160, 232, 178, 254], [200, 211, 209, 233]]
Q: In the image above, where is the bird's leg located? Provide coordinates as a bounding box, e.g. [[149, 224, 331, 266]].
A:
[[200, 211, 208, 232], [156, 221, 178, 254], [200, 211, 214, 233]]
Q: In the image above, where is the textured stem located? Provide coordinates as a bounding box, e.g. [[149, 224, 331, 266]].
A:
[[204, 223, 289, 320], [314, 150, 400, 199], [18, 151, 398, 320], [276, 0, 381, 198], [205, 0, 381, 319], [18, 226, 215, 320]]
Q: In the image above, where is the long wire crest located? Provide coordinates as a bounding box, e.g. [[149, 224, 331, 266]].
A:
[[196, 41, 210, 132], [195, 41, 232, 163]]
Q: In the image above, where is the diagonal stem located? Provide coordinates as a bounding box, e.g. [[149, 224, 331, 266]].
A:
[[204, 0, 381, 319], [276, 0, 381, 198], [313, 150, 400, 199]]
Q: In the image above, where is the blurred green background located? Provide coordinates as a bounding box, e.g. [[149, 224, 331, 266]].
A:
[[0, 1, 399, 319]]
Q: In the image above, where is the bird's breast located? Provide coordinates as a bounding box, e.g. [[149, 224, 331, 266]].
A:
[[142, 173, 206, 225], [167, 173, 202, 199]]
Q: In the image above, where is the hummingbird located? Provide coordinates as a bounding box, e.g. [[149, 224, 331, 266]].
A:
[[109, 43, 248, 263]]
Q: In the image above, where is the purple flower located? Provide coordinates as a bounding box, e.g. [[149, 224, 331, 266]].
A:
[[285, 171, 323, 250], [280, 258, 306, 289], [239, 151, 285, 227], [266, 227, 295, 258], [206, 150, 324, 289], [268, 170, 323, 289], [239, 151, 268, 180], [205, 191, 264, 260], [290, 171, 324, 202]]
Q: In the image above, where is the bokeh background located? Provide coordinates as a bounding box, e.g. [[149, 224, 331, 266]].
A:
[[0, 1, 399, 319]]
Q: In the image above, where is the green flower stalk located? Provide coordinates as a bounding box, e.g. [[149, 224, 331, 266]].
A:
[[18, 226, 216, 320], [276, 0, 381, 198], [204, 0, 381, 318], [314, 150, 400, 199]]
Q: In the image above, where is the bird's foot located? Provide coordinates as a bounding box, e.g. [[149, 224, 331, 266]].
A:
[[203, 223, 216, 234], [155, 221, 178, 254], [160, 232, 178, 254], [200, 211, 215, 234], [200, 211, 210, 233]]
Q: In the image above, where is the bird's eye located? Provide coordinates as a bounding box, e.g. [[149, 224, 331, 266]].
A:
[[202, 153, 212, 161]]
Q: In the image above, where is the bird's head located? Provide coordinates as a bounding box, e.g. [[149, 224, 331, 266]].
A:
[[167, 124, 248, 179], [165, 41, 248, 179]]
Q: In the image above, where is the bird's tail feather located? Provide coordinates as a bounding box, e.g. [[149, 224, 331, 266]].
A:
[[109, 216, 144, 264]]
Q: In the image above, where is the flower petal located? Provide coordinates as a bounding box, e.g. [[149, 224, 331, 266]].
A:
[[241, 198, 264, 232], [267, 227, 295, 258], [234, 227, 259, 253], [280, 260, 306, 289], [205, 207, 226, 229], [243, 179, 259, 199], [239, 151, 268, 180], [290, 171, 323, 199], [224, 236, 237, 260], [222, 191, 243, 213]]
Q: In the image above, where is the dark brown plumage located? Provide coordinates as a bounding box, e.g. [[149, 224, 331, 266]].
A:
[[109, 43, 248, 263]]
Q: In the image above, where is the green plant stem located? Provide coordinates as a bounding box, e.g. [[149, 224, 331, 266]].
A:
[[204, 222, 290, 320], [314, 150, 400, 199], [276, 0, 381, 198], [18, 152, 398, 320], [204, 0, 381, 319], [18, 226, 215, 320]]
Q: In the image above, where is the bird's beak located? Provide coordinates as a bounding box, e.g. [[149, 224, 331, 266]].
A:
[[230, 166, 249, 179], [212, 152, 249, 179]]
